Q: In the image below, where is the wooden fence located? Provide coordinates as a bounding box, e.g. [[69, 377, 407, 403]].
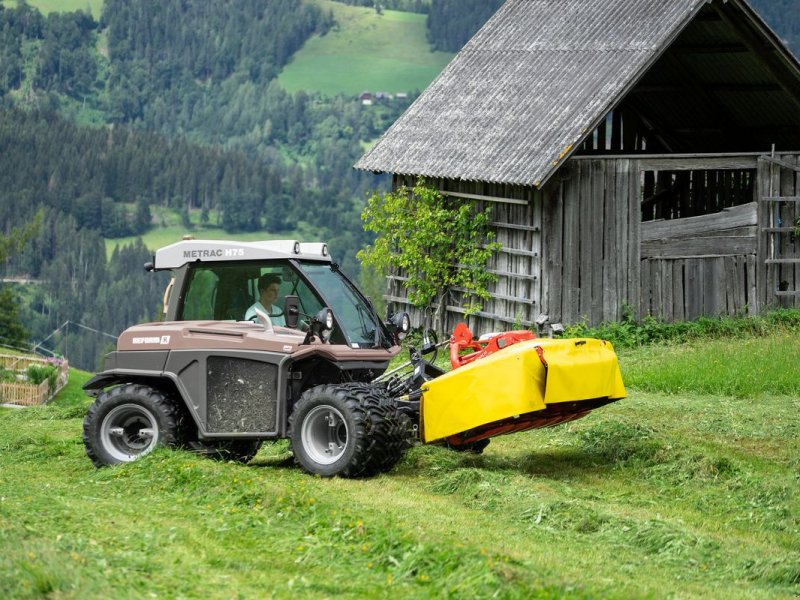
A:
[[0, 354, 69, 407]]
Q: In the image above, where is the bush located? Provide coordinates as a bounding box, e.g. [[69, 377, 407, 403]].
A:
[[0, 367, 16, 383], [564, 308, 800, 349], [26, 364, 58, 391]]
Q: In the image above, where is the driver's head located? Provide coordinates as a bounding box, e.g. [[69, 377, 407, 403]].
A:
[[257, 274, 281, 307]]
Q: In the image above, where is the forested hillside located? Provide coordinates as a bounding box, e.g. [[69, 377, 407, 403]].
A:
[[0, 0, 798, 369], [0, 0, 409, 367]]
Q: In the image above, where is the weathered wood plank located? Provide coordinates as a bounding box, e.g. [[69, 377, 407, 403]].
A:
[[603, 159, 618, 322], [439, 189, 528, 206], [639, 156, 759, 171], [489, 221, 540, 232], [444, 304, 533, 327], [652, 259, 663, 318], [641, 202, 757, 241], [545, 179, 564, 323], [673, 260, 685, 322], [531, 189, 543, 319], [627, 160, 641, 318], [642, 236, 757, 258], [663, 259, 674, 322], [615, 159, 629, 317], [562, 163, 581, 323], [756, 159, 771, 313], [686, 259, 702, 319], [746, 254, 757, 312], [759, 154, 800, 173], [779, 155, 796, 309], [724, 256, 736, 313], [640, 259, 652, 317], [706, 257, 723, 315], [795, 160, 800, 308], [760, 196, 800, 203], [591, 159, 605, 324], [579, 160, 593, 321]]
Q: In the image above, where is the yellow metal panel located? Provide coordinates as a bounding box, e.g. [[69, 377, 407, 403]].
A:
[[421, 340, 547, 443], [420, 338, 625, 443], [536, 338, 626, 404]]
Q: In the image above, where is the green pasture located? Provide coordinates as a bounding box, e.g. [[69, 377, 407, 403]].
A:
[[1, 0, 103, 16], [278, 0, 453, 96], [1, 322, 798, 598]]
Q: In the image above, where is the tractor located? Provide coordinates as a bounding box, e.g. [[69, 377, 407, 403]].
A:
[[82, 239, 625, 477]]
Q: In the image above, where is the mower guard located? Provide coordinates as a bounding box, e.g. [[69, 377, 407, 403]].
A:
[[420, 338, 625, 443]]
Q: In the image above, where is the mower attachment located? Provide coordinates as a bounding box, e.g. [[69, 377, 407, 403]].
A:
[[421, 335, 625, 445]]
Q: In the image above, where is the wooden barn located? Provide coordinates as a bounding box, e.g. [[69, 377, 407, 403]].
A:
[[355, 0, 800, 333]]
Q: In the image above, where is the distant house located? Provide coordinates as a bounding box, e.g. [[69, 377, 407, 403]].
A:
[[359, 91, 373, 105], [356, 0, 800, 332]]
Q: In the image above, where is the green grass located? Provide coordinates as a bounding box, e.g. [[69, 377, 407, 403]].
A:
[[278, 0, 453, 96], [1, 331, 798, 598], [1, 0, 103, 16]]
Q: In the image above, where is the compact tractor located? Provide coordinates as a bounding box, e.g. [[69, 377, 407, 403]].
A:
[[83, 240, 625, 477]]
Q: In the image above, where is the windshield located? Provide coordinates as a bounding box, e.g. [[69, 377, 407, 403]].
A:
[[176, 259, 388, 348], [298, 262, 387, 349]]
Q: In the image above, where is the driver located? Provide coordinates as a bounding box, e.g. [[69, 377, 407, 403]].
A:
[[245, 274, 285, 325]]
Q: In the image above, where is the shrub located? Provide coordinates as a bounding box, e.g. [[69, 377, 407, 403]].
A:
[[26, 364, 58, 391], [564, 308, 800, 349]]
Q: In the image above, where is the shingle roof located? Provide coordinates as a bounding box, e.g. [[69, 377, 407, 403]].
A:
[[355, 0, 709, 187]]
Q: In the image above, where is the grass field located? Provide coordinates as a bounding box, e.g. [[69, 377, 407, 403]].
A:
[[0, 0, 103, 16], [1, 327, 798, 598], [278, 0, 453, 96]]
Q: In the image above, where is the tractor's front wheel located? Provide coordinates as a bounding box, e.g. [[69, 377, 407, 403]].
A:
[[83, 384, 180, 467], [289, 384, 375, 477]]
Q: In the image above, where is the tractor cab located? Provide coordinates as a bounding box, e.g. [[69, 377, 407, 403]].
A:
[[150, 239, 404, 350]]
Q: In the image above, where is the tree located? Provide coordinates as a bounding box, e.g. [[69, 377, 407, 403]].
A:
[[358, 179, 500, 332], [0, 210, 42, 263], [0, 287, 28, 348]]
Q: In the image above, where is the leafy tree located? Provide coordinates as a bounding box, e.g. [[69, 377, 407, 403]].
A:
[[0, 287, 29, 349], [358, 179, 500, 332], [0, 210, 42, 263]]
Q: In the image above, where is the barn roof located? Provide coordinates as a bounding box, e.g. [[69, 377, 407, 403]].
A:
[[355, 0, 800, 188]]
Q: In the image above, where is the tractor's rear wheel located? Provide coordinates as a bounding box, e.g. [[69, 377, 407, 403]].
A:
[[83, 384, 180, 467], [348, 383, 412, 476], [289, 383, 410, 477]]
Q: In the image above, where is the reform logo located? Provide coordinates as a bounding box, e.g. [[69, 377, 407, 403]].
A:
[[132, 336, 171, 345]]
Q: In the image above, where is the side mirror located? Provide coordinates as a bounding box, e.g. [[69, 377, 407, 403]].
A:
[[284, 295, 301, 329]]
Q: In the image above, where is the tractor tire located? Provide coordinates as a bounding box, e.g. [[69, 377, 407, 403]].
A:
[[83, 383, 181, 467], [290, 383, 406, 477], [348, 382, 412, 476], [187, 439, 263, 464]]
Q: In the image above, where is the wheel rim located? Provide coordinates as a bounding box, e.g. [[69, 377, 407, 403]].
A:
[[100, 403, 160, 462], [301, 405, 349, 465]]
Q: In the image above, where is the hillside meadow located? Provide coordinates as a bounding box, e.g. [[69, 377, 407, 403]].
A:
[[0, 0, 103, 16], [278, 0, 453, 96], [1, 325, 798, 599]]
